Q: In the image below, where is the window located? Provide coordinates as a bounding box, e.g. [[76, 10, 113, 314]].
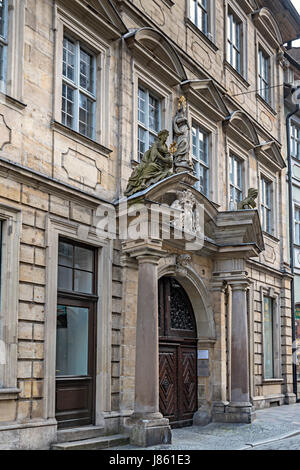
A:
[[229, 154, 243, 210], [295, 206, 300, 246], [0, 204, 21, 394], [56, 238, 97, 426], [296, 304, 300, 380], [258, 49, 270, 104], [263, 296, 274, 379], [62, 37, 96, 139], [227, 10, 242, 74], [261, 177, 272, 234], [190, 0, 208, 35], [58, 239, 96, 295], [0, 0, 8, 92], [291, 124, 300, 161], [192, 125, 209, 196], [137, 86, 161, 161]]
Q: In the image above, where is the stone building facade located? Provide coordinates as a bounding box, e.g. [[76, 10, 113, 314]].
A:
[[0, 0, 299, 449]]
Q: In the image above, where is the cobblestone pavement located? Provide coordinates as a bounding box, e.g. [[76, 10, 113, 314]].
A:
[[109, 404, 300, 450], [250, 435, 300, 450]]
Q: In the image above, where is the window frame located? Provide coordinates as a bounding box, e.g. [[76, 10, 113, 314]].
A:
[[224, 1, 248, 81], [229, 153, 243, 210], [53, 8, 110, 149], [0, 0, 26, 102], [191, 122, 210, 196], [261, 287, 282, 382], [61, 35, 97, 140], [132, 65, 172, 164], [189, 0, 208, 35], [256, 34, 276, 112], [137, 85, 162, 162], [0, 203, 21, 395], [295, 205, 300, 247], [227, 10, 242, 74], [258, 47, 271, 105], [0, 0, 8, 93], [260, 175, 273, 235], [291, 123, 300, 161]]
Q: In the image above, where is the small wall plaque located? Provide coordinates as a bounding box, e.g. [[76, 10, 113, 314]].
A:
[[198, 350, 209, 359]]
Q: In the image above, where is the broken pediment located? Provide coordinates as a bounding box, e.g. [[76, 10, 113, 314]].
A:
[[223, 111, 259, 150], [124, 28, 187, 86], [120, 172, 264, 258], [252, 8, 282, 49], [181, 79, 229, 122], [254, 140, 286, 172], [59, 0, 127, 39]]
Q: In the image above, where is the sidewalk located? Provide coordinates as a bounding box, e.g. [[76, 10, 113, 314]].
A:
[[110, 404, 300, 450]]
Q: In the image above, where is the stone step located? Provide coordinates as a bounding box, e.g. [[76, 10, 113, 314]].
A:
[[51, 434, 129, 450], [57, 425, 106, 443]]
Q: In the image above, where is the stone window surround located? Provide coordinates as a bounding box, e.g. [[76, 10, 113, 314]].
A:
[[53, 3, 111, 150], [0, 203, 21, 397], [294, 203, 300, 247], [189, 106, 218, 204], [0, 0, 25, 102], [224, 0, 249, 83], [260, 285, 282, 383], [186, 0, 216, 45], [255, 31, 277, 114], [258, 163, 278, 239], [43, 215, 113, 424], [131, 64, 173, 164], [291, 121, 300, 162], [225, 137, 249, 210]]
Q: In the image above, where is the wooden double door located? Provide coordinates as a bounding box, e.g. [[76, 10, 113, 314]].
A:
[[159, 277, 198, 428]]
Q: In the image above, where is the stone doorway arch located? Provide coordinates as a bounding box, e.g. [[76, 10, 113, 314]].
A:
[[158, 255, 216, 426]]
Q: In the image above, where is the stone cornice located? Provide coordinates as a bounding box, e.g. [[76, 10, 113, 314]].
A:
[[0, 156, 114, 208]]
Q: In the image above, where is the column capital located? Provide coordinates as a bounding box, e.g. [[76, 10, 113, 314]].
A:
[[230, 279, 251, 291], [122, 239, 168, 264]]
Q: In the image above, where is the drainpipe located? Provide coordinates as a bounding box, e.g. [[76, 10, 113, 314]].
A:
[[286, 101, 300, 400]]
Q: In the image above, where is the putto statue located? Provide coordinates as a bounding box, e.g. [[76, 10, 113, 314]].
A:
[[173, 96, 193, 173], [237, 188, 258, 210], [125, 129, 174, 197]]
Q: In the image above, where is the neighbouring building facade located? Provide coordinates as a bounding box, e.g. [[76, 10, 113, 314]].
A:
[[0, 0, 299, 449], [284, 46, 300, 394]]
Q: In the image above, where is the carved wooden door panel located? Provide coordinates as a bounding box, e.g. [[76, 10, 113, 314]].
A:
[[159, 345, 178, 421], [159, 277, 198, 428], [180, 347, 197, 421]]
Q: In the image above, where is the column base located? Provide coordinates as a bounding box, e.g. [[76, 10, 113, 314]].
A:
[[212, 401, 256, 424], [285, 393, 297, 405], [127, 414, 172, 447]]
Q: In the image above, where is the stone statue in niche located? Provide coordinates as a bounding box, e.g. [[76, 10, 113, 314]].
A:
[[237, 188, 258, 210], [125, 129, 174, 197], [173, 96, 193, 173]]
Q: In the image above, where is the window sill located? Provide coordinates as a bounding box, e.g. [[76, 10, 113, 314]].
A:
[[185, 18, 218, 53], [262, 231, 280, 244], [0, 388, 21, 400], [51, 121, 112, 157], [160, 0, 174, 7], [0, 93, 27, 111], [224, 61, 250, 89], [262, 379, 284, 385], [256, 93, 277, 116]]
